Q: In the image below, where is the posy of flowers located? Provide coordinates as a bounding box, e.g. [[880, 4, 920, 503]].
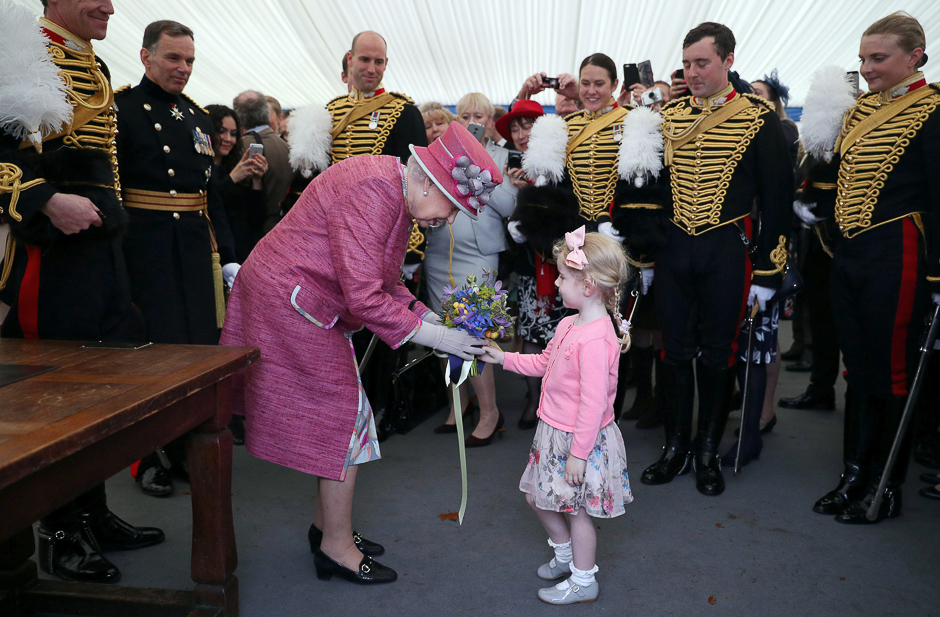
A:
[[440, 269, 514, 376]]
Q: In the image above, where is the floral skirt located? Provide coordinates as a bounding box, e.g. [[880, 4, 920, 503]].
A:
[[519, 420, 632, 518], [736, 302, 780, 365], [340, 337, 381, 480]]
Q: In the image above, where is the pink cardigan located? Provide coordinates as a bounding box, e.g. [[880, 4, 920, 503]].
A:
[[503, 315, 620, 459]]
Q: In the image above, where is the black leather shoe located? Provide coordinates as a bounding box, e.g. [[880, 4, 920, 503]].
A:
[[228, 415, 246, 446], [308, 524, 384, 557], [694, 453, 725, 496], [779, 390, 835, 410], [313, 549, 396, 584], [835, 487, 902, 524], [640, 447, 692, 485], [784, 361, 814, 373], [83, 511, 165, 551], [37, 526, 121, 584], [919, 472, 940, 484], [919, 486, 940, 500], [136, 464, 173, 497], [813, 478, 868, 515]]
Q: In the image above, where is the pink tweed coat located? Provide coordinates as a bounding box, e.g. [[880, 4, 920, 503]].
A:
[[220, 156, 430, 480]]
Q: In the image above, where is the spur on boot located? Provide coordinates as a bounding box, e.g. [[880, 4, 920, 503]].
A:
[[537, 558, 571, 581], [537, 579, 598, 604], [37, 526, 121, 584], [308, 524, 384, 557], [313, 548, 397, 584], [641, 447, 692, 485]]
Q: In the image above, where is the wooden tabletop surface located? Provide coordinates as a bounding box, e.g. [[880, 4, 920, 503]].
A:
[[0, 339, 259, 492]]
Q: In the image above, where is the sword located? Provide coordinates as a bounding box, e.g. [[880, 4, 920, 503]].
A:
[[867, 302, 940, 520], [359, 333, 379, 373], [735, 302, 761, 475]]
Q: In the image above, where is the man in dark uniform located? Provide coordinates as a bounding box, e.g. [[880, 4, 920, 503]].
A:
[[115, 20, 237, 495], [616, 23, 792, 496], [0, 0, 163, 583], [319, 30, 428, 426]]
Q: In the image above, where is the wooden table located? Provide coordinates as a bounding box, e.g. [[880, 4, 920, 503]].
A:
[[0, 339, 259, 617]]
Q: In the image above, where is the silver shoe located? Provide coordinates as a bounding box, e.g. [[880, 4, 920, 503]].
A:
[[537, 558, 571, 581], [537, 579, 599, 604]]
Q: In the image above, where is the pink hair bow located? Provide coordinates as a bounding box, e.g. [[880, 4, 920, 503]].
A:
[[565, 225, 588, 270]]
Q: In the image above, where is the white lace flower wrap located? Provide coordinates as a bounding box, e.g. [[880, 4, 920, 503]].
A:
[[450, 155, 498, 210]]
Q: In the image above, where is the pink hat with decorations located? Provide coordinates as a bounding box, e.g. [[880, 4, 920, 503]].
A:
[[409, 122, 503, 220]]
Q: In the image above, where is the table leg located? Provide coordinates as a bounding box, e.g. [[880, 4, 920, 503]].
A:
[[0, 526, 38, 616], [187, 377, 238, 616]]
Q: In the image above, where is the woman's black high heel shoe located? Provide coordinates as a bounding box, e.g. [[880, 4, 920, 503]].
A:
[[434, 397, 477, 434], [313, 548, 397, 584], [465, 412, 505, 448], [308, 524, 384, 557]]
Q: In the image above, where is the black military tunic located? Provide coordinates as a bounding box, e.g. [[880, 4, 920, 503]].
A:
[[0, 18, 142, 342], [115, 76, 235, 345]]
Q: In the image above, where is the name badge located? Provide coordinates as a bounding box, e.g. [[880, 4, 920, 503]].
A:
[[369, 111, 380, 130]]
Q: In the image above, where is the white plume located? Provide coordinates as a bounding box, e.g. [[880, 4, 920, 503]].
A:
[[522, 113, 568, 186], [288, 104, 333, 175], [0, 0, 72, 152], [800, 66, 856, 162], [618, 107, 663, 187]]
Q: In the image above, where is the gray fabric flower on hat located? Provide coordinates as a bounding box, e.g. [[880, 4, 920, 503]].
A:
[[451, 156, 498, 209]]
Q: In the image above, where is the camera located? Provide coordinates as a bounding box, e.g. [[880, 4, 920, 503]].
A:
[[641, 88, 664, 107], [541, 75, 560, 89], [506, 150, 523, 170]]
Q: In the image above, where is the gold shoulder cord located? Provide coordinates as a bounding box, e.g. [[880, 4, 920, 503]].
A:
[[753, 235, 788, 277], [328, 97, 407, 164], [836, 91, 940, 237], [565, 108, 625, 222]]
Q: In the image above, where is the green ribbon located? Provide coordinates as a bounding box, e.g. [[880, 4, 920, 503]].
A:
[[444, 358, 475, 524]]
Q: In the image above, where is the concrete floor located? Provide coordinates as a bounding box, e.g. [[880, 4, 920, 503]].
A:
[[31, 327, 940, 616]]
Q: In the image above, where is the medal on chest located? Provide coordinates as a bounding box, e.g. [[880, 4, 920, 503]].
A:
[[193, 127, 213, 156], [170, 104, 185, 121], [369, 110, 380, 130], [613, 123, 624, 142]]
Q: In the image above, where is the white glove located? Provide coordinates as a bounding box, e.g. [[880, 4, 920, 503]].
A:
[[401, 262, 420, 279], [932, 292, 940, 306], [640, 267, 654, 295], [507, 220, 527, 244], [411, 322, 485, 360], [597, 221, 625, 243], [422, 311, 442, 325], [793, 200, 823, 225], [222, 263, 240, 287], [748, 284, 777, 312]]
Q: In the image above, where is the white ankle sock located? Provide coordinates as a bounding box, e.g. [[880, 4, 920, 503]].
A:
[[547, 538, 572, 564], [569, 563, 599, 587]]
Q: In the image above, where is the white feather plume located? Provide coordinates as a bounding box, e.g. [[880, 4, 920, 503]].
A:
[[0, 0, 72, 151], [618, 107, 664, 187], [522, 113, 568, 186], [288, 104, 333, 176], [800, 66, 856, 162]]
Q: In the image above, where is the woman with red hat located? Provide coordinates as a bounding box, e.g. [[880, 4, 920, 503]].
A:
[[220, 120, 500, 584]]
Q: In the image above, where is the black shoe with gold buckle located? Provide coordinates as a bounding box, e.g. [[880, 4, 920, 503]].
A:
[[37, 527, 121, 584], [308, 524, 384, 556], [313, 549, 397, 584]]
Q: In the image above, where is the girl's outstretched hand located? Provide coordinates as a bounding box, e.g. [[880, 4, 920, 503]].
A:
[[565, 456, 587, 486], [480, 343, 505, 364]]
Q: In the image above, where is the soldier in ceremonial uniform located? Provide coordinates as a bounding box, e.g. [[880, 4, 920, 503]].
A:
[[0, 0, 163, 583], [800, 12, 940, 524], [293, 30, 427, 424], [115, 20, 237, 495], [617, 23, 792, 497]]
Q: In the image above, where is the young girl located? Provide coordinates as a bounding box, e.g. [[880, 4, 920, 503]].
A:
[[481, 226, 633, 604]]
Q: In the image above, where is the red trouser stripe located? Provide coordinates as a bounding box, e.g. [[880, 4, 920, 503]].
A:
[[890, 217, 919, 396], [728, 217, 754, 367], [18, 245, 41, 339]]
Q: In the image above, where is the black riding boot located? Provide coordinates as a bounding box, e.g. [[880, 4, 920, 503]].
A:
[[623, 346, 654, 421], [636, 355, 664, 429], [837, 396, 913, 524], [694, 364, 735, 496], [641, 360, 694, 485], [813, 387, 874, 514], [721, 362, 766, 467]]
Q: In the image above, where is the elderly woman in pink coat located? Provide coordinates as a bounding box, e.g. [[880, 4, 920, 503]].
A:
[[220, 121, 500, 585]]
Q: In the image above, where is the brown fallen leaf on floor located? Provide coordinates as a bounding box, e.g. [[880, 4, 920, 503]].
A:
[[708, 595, 717, 605], [439, 512, 459, 521], [715, 523, 724, 528], [840, 577, 845, 581]]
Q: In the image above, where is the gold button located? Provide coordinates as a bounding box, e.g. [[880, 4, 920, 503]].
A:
[[144, 104, 151, 111], [168, 169, 175, 177], [164, 145, 170, 153], [173, 212, 180, 219], [170, 190, 177, 196], [155, 123, 162, 131]]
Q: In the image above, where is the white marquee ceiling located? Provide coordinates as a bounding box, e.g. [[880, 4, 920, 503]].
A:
[[8, 0, 940, 110]]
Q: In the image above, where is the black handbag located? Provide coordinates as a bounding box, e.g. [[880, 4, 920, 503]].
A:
[[376, 349, 449, 442], [771, 253, 804, 302]]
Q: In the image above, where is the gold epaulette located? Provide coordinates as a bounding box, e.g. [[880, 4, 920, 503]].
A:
[[741, 93, 775, 112], [327, 93, 347, 106], [388, 91, 415, 105], [181, 93, 208, 115], [113, 84, 131, 96]]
